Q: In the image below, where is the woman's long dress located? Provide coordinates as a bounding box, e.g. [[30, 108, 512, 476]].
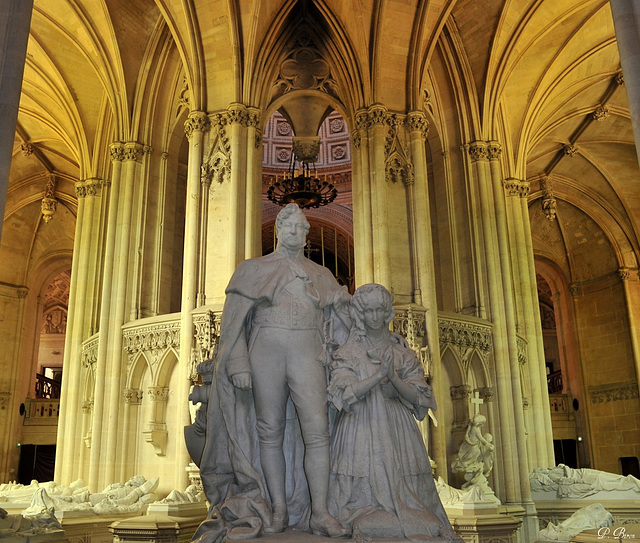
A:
[[327, 336, 458, 541]]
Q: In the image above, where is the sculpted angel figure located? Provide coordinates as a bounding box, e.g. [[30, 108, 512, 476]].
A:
[[451, 414, 495, 488]]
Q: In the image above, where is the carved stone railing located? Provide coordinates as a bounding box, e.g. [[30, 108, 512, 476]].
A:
[[437, 313, 493, 369], [23, 398, 60, 426], [122, 313, 181, 369]]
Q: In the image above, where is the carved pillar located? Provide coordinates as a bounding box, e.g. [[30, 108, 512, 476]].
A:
[[244, 108, 262, 259], [352, 110, 374, 284], [505, 178, 554, 469], [485, 142, 533, 505], [87, 145, 124, 489], [368, 105, 392, 288], [178, 111, 210, 487], [610, 0, 640, 166], [57, 174, 110, 485], [405, 111, 448, 475], [104, 143, 144, 485], [226, 104, 249, 273], [518, 183, 556, 465], [467, 141, 520, 503], [120, 389, 143, 481], [89, 142, 142, 489]]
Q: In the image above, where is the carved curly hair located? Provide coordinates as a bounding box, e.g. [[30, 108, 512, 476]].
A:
[[349, 283, 395, 340]]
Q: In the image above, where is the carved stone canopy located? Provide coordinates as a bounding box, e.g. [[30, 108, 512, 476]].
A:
[[292, 136, 321, 163], [278, 92, 334, 141]]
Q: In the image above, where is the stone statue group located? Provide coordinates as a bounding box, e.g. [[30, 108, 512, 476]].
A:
[[186, 204, 462, 543]]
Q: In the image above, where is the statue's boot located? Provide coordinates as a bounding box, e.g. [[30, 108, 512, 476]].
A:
[[309, 513, 349, 538], [306, 445, 349, 538]]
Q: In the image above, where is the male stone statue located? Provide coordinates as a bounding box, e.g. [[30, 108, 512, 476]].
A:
[[189, 203, 351, 542]]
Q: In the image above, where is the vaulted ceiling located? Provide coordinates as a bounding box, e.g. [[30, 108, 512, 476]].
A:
[[6, 0, 639, 291]]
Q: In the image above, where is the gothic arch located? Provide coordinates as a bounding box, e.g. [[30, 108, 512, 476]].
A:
[[249, 1, 365, 116]]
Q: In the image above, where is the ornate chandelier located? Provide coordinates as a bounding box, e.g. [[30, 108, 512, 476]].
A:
[[267, 157, 337, 209]]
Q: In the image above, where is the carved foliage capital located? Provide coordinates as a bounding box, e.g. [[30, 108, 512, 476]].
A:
[[123, 388, 143, 405], [123, 143, 144, 162], [406, 112, 429, 138], [487, 142, 502, 160], [450, 384, 472, 401], [467, 142, 488, 162], [109, 143, 125, 162], [503, 178, 529, 198], [148, 386, 169, 402], [184, 111, 211, 139]]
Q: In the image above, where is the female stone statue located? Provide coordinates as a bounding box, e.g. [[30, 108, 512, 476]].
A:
[[327, 283, 461, 542], [451, 414, 495, 488]]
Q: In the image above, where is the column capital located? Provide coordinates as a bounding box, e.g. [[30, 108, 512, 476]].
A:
[[75, 178, 107, 198], [184, 110, 211, 139], [148, 386, 169, 402], [467, 141, 488, 162], [503, 177, 530, 198], [406, 111, 429, 139], [487, 141, 502, 160], [109, 142, 126, 162], [354, 104, 389, 130], [123, 142, 144, 161], [123, 388, 143, 405]]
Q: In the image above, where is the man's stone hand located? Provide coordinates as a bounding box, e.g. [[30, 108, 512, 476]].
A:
[[231, 372, 252, 390]]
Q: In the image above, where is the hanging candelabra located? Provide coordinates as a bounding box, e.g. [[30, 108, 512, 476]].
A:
[[267, 156, 337, 209]]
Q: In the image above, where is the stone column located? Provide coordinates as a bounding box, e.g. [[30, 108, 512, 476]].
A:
[[56, 178, 106, 483], [369, 105, 392, 288], [0, 0, 33, 241], [120, 389, 143, 481], [467, 142, 519, 503], [518, 190, 556, 464], [406, 111, 448, 475], [226, 104, 248, 275], [610, 0, 640, 165], [352, 110, 374, 285], [244, 108, 262, 259], [88, 142, 129, 489], [485, 143, 532, 504], [177, 111, 209, 487], [103, 143, 143, 486], [505, 178, 555, 468]]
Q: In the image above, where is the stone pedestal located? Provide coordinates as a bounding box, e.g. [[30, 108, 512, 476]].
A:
[[146, 502, 207, 518], [448, 508, 523, 543], [110, 513, 205, 543]]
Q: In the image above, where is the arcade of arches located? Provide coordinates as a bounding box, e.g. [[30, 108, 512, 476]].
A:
[[1, 0, 640, 535]]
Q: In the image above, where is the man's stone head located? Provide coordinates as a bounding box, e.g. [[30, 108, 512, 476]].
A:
[[275, 203, 310, 251]]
